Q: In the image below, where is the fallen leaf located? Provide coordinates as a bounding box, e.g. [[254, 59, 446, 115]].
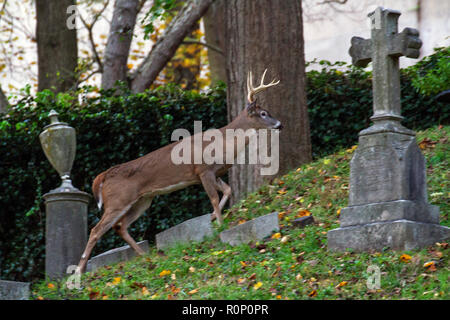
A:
[[112, 277, 121, 285], [188, 289, 199, 295], [296, 274, 303, 280], [399, 254, 412, 263], [237, 278, 246, 284], [47, 283, 55, 289], [89, 291, 100, 300], [159, 270, 171, 277], [253, 282, 263, 290], [281, 236, 290, 243], [240, 261, 248, 267], [337, 208, 341, 216], [142, 287, 150, 296], [189, 266, 196, 273], [423, 261, 437, 272], [336, 281, 348, 288], [248, 273, 257, 280], [308, 290, 317, 297], [271, 233, 281, 239], [297, 209, 311, 217]]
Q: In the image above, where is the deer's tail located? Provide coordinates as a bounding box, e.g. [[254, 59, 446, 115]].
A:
[[92, 171, 107, 211]]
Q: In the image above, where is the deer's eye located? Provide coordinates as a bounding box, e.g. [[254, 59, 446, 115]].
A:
[[260, 111, 267, 117]]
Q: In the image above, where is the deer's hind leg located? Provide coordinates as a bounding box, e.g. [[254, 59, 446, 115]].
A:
[[113, 196, 153, 255]]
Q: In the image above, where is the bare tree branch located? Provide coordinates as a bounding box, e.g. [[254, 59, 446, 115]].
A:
[[130, 0, 215, 93], [78, 0, 110, 72]]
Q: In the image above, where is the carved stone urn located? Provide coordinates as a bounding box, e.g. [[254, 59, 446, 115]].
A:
[[39, 110, 77, 190]]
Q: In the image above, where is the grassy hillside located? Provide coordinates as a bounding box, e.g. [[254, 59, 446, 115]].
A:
[[32, 126, 449, 300]]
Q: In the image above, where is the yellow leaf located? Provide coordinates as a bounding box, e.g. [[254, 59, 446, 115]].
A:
[[37, 296, 44, 300], [423, 261, 437, 271], [188, 288, 199, 295], [253, 282, 263, 290], [271, 233, 281, 239], [276, 295, 282, 299], [278, 211, 286, 219], [296, 167, 302, 172], [400, 254, 412, 263], [112, 277, 121, 285], [151, 294, 158, 299], [337, 208, 341, 216], [127, 63, 134, 69], [336, 281, 348, 288], [240, 261, 248, 267], [323, 159, 331, 165], [277, 189, 287, 195], [99, 34, 107, 39], [102, 295, 108, 300], [308, 290, 317, 297], [297, 209, 311, 217], [47, 283, 55, 289], [159, 270, 171, 277]]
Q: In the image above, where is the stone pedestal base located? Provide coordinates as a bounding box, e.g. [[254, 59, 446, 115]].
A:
[[44, 186, 90, 279], [328, 219, 450, 252]]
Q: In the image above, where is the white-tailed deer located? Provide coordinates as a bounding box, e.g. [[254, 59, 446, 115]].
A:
[[77, 69, 282, 272]]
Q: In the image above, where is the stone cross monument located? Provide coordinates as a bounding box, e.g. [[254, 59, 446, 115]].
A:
[[327, 7, 449, 251]]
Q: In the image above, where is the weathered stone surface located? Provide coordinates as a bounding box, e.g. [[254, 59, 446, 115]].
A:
[[340, 200, 439, 227], [328, 220, 450, 252], [156, 214, 213, 250], [348, 133, 427, 206], [292, 216, 315, 228], [87, 240, 149, 272], [0, 280, 30, 300], [220, 212, 279, 246], [44, 188, 89, 279]]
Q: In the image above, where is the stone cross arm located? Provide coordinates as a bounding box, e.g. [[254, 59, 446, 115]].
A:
[[348, 8, 422, 68]]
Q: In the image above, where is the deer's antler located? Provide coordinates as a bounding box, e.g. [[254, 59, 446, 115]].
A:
[[247, 69, 280, 103]]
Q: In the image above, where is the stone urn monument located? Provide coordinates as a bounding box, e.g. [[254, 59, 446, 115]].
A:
[[40, 110, 90, 279]]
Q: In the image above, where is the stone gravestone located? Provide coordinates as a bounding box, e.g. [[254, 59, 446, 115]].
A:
[[87, 240, 149, 272], [220, 212, 279, 246], [328, 7, 450, 251], [0, 280, 30, 300], [156, 214, 213, 250]]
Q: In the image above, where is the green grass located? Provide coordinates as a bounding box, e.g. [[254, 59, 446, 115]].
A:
[[32, 126, 449, 300]]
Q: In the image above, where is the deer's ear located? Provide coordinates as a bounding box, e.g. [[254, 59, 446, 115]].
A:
[[246, 101, 257, 116]]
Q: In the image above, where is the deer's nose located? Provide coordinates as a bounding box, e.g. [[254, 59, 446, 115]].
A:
[[273, 121, 283, 130]]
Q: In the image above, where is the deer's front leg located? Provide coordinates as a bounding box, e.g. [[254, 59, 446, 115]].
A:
[[199, 171, 224, 226]]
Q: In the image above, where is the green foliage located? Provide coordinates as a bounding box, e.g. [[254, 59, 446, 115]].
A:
[[0, 83, 227, 282], [406, 47, 450, 96], [141, 0, 180, 39], [306, 51, 449, 157]]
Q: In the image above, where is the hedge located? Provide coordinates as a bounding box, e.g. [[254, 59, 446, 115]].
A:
[[0, 47, 448, 282]]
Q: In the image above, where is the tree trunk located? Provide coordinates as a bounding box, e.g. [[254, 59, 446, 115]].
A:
[[101, 0, 140, 90], [225, 0, 312, 204], [36, 0, 78, 92], [203, 0, 227, 85], [0, 86, 9, 114], [131, 0, 214, 93]]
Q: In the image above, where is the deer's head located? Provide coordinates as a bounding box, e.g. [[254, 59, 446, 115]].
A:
[[244, 69, 283, 130]]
